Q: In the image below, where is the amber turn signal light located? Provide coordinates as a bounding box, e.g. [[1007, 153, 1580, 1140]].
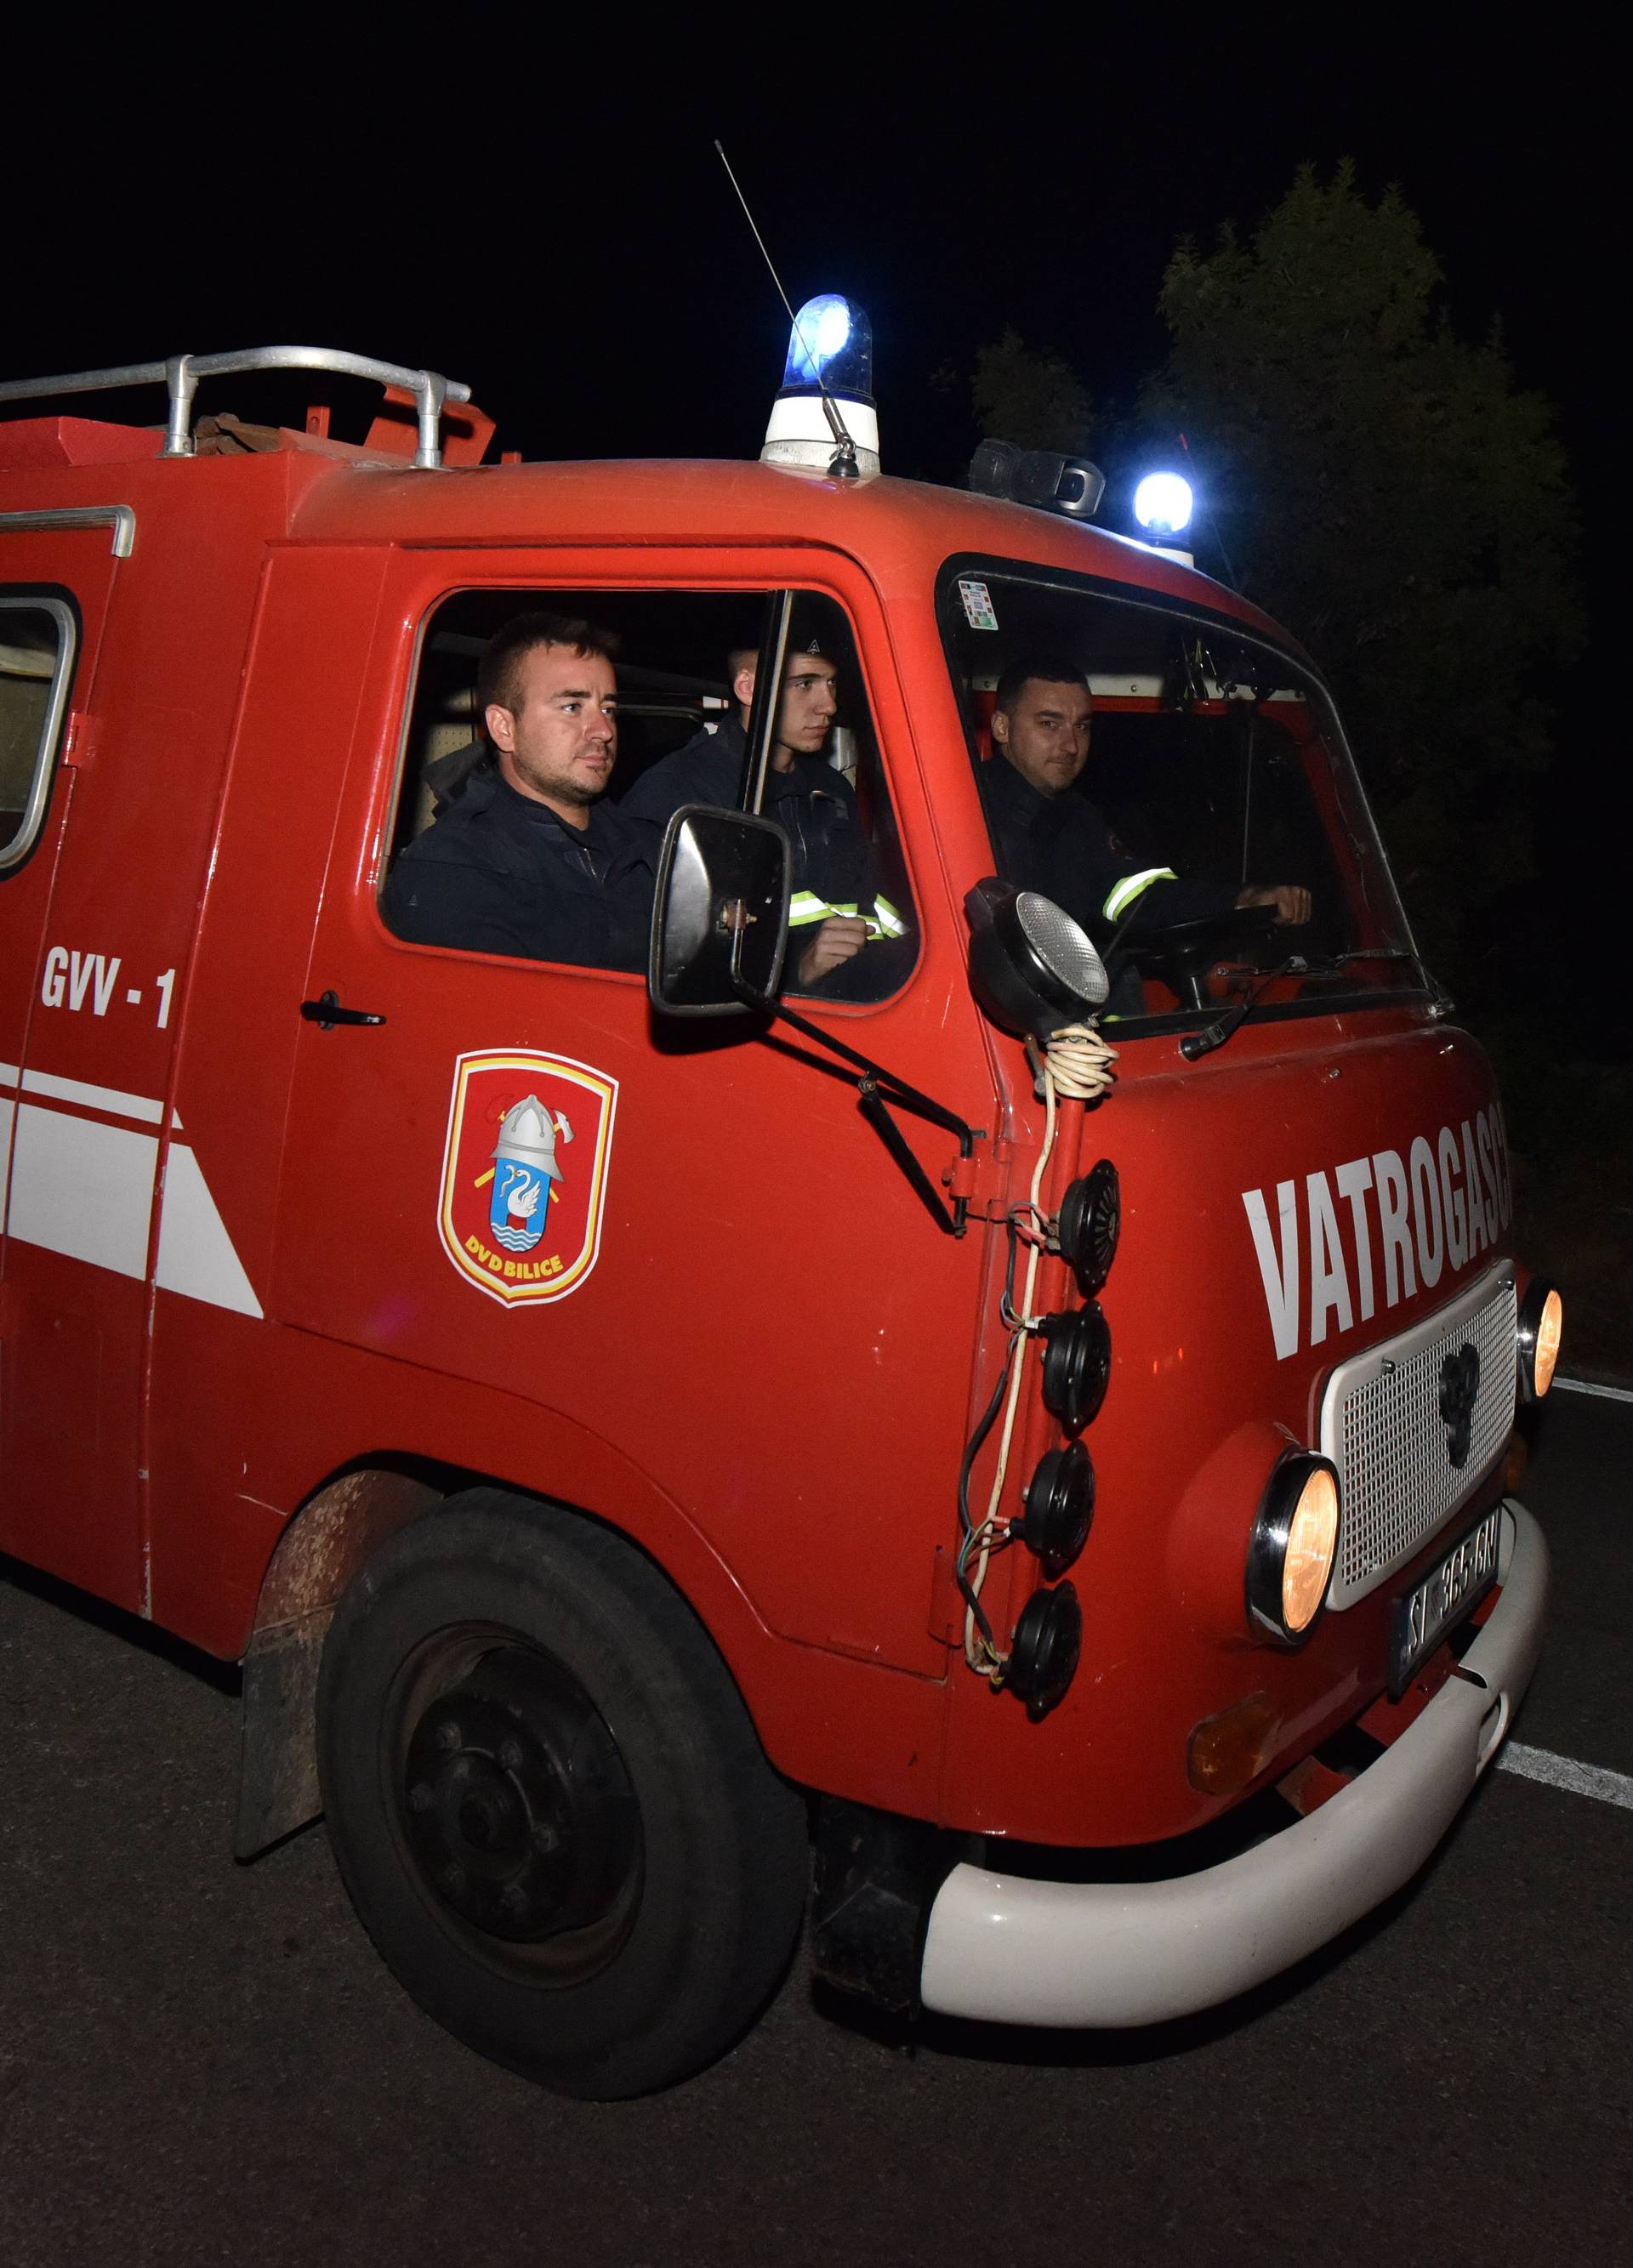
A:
[[1188, 1691, 1283, 1795]]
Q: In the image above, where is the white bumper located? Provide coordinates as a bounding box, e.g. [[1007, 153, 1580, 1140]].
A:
[[920, 1498, 1548, 2029]]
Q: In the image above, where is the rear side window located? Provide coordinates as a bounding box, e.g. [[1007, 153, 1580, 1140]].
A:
[[0, 595, 76, 872]]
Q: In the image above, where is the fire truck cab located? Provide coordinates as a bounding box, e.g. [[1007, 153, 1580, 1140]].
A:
[[0, 333, 1556, 2098]]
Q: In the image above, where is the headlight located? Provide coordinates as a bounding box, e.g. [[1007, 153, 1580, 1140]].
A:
[[1516, 1279, 1562, 1403], [1247, 1453, 1340, 1646]]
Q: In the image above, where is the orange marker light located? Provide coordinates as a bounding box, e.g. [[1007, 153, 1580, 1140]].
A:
[[1188, 1691, 1282, 1795]]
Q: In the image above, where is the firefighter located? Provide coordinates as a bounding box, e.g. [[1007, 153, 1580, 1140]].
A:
[[981, 655, 1310, 981], [384, 614, 659, 973], [621, 630, 906, 992]]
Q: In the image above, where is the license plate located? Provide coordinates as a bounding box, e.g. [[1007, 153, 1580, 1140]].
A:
[[1389, 1505, 1503, 1698]]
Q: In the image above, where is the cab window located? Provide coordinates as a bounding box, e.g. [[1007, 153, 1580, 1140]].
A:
[[0, 595, 76, 872], [382, 588, 917, 1000]]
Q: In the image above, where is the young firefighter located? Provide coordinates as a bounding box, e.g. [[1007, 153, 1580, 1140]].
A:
[[981, 654, 1309, 1007], [621, 628, 907, 993]]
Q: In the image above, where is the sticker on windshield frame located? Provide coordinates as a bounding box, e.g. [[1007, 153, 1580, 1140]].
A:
[[438, 1049, 617, 1306], [958, 578, 999, 631]]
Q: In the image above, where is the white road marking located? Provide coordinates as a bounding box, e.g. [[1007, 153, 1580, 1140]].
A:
[[1498, 1742, 1633, 1810], [1552, 1375, 1633, 1406]]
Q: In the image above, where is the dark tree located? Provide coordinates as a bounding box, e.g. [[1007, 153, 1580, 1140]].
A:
[[970, 329, 1095, 455], [1142, 162, 1582, 994]]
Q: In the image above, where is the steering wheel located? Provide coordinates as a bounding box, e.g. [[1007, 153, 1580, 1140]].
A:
[[1127, 903, 1283, 1012]]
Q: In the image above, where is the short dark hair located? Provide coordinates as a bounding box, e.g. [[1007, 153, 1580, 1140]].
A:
[[725, 637, 837, 698], [993, 654, 1090, 714], [477, 612, 619, 718]]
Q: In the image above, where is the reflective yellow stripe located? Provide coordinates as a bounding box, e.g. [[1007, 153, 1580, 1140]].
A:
[[1102, 867, 1178, 922], [871, 895, 908, 939], [788, 891, 908, 941]]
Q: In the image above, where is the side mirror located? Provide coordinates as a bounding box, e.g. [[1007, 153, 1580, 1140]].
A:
[[648, 805, 791, 1017]]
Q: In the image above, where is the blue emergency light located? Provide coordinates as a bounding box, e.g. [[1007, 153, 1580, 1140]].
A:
[[1133, 472, 1194, 537], [780, 295, 873, 403]]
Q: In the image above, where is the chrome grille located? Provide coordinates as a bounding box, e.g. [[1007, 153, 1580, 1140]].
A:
[[1321, 1265, 1516, 1610]]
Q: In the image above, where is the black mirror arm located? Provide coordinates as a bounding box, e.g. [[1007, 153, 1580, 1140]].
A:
[[856, 1080, 965, 1236], [745, 987, 977, 1236]]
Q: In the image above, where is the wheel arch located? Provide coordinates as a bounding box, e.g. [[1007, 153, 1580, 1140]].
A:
[[233, 1449, 780, 1861]]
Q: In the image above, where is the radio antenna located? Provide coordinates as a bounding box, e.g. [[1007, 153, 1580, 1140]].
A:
[[714, 139, 858, 477]]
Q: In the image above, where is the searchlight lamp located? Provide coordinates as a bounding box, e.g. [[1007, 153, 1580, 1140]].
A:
[[964, 878, 1109, 1041], [762, 293, 879, 477]]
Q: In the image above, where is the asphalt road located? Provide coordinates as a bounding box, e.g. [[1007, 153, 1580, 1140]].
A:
[[3, 1390, 1629, 2268]]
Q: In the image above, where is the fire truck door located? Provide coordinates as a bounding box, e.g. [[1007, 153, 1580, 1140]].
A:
[[267, 584, 657, 1413], [264, 559, 982, 1682], [0, 514, 143, 1600]]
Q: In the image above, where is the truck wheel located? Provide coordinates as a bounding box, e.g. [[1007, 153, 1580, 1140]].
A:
[[316, 1488, 808, 2099]]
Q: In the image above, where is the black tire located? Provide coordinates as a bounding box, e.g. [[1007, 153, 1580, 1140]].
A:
[[316, 1488, 809, 2099]]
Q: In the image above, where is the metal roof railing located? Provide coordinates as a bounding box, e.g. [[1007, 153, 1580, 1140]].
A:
[[0, 347, 473, 468]]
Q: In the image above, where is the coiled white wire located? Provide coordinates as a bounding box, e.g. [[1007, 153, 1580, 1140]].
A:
[[1031, 1020, 1118, 1103], [964, 1022, 1118, 1677]]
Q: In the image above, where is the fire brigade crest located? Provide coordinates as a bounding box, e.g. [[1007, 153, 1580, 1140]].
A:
[[437, 1050, 618, 1306]]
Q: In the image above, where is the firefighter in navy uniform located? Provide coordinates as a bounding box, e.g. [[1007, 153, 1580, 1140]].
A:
[[621, 631, 908, 995], [981, 655, 1309, 1009], [384, 614, 659, 973]]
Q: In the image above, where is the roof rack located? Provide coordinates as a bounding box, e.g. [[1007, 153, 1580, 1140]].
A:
[[0, 347, 473, 469]]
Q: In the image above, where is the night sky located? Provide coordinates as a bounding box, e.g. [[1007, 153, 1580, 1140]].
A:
[[14, 42, 1601, 480]]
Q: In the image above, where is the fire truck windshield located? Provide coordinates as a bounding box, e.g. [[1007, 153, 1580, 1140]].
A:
[[940, 564, 1424, 1032]]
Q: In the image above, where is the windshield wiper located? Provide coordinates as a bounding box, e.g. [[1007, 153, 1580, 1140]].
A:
[[1294, 946, 1421, 972], [1181, 946, 1437, 1062], [1180, 957, 1307, 1060], [1294, 946, 1448, 1005]]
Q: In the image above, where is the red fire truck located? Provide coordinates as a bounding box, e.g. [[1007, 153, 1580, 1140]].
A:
[[0, 327, 1559, 2098]]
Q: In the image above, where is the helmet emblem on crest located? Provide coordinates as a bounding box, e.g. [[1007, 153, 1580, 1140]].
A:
[[437, 1050, 618, 1306]]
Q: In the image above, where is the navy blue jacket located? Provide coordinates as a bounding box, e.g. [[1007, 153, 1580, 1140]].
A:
[[621, 717, 880, 913], [383, 762, 659, 973], [979, 754, 1235, 939]]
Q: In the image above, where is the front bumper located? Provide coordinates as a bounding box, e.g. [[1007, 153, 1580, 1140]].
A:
[[919, 1497, 1547, 2028]]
